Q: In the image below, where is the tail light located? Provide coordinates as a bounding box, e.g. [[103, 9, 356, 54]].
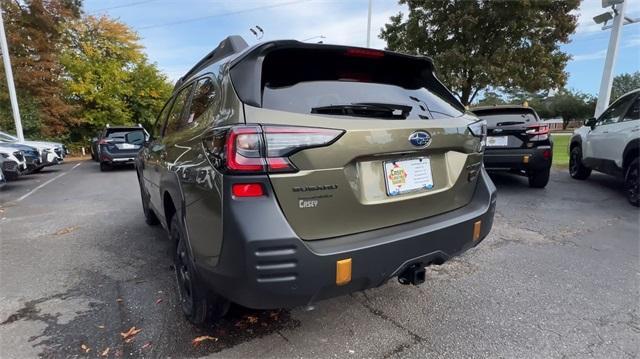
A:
[[468, 119, 487, 152], [232, 183, 264, 197], [219, 125, 344, 174], [526, 124, 549, 141], [345, 48, 384, 58]]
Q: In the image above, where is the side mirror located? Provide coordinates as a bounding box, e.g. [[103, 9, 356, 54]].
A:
[[584, 117, 596, 129]]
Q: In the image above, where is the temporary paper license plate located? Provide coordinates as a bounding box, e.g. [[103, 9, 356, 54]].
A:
[[486, 136, 509, 147], [384, 157, 434, 196]]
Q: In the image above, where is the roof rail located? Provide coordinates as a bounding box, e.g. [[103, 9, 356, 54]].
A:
[[174, 35, 248, 90]]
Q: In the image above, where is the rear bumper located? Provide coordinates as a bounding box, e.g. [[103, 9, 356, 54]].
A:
[[483, 146, 552, 171], [195, 168, 497, 309], [100, 150, 138, 164]]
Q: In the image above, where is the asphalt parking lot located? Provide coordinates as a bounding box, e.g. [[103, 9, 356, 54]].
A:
[[0, 160, 638, 358]]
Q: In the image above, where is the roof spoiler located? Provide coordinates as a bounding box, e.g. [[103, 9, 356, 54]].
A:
[[174, 35, 248, 90]]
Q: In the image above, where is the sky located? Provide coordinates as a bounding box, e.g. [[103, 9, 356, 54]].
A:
[[84, 0, 640, 98]]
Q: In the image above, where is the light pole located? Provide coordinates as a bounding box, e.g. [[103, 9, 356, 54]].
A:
[[593, 0, 638, 117], [366, 0, 372, 47], [0, 4, 24, 141]]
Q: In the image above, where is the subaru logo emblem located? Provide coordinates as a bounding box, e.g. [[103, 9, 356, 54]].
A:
[[408, 131, 431, 148]]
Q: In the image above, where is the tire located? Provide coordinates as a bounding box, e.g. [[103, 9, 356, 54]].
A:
[[624, 158, 639, 207], [100, 162, 110, 172], [171, 215, 229, 325], [569, 146, 591, 180], [138, 176, 159, 225], [528, 167, 550, 188]]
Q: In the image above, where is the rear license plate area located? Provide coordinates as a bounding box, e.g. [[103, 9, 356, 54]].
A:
[[486, 136, 509, 147], [384, 157, 434, 196]]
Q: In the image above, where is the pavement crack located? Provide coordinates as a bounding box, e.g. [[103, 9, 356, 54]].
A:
[[356, 294, 435, 358], [276, 330, 290, 343]]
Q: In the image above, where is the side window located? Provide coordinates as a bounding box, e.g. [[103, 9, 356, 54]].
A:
[[153, 99, 173, 139], [185, 77, 218, 127], [598, 94, 634, 126], [623, 98, 639, 122], [164, 85, 193, 137]]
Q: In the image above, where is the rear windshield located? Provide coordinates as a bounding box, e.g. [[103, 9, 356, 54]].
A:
[[473, 110, 539, 127], [260, 48, 464, 120], [105, 129, 146, 145]]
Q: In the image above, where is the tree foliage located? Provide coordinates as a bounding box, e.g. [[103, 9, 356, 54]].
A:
[[380, 0, 579, 105], [61, 16, 172, 139], [475, 88, 595, 129], [0, 0, 81, 138], [0, 2, 172, 144], [611, 71, 640, 102], [548, 89, 595, 129]]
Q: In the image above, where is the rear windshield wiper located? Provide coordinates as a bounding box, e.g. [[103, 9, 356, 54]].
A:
[[496, 121, 525, 126], [311, 103, 412, 119]]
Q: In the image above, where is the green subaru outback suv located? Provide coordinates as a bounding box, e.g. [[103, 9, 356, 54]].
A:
[[136, 36, 496, 324]]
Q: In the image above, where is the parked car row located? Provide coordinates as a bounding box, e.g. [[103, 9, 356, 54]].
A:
[[89, 124, 149, 171], [469, 89, 639, 206], [0, 130, 66, 185]]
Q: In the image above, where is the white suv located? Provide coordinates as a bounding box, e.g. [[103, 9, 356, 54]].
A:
[[569, 89, 639, 206]]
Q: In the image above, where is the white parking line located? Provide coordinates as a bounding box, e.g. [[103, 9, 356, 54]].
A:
[[16, 162, 82, 202]]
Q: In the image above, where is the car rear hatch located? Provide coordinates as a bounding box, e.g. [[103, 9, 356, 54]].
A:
[[472, 107, 546, 150], [100, 128, 147, 157], [230, 43, 485, 240]]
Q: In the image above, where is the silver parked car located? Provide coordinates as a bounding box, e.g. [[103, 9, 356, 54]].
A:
[[0, 131, 65, 166]]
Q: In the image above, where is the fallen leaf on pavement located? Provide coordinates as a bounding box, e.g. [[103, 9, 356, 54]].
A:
[[246, 315, 258, 324], [81, 344, 91, 353], [192, 335, 218, 346], [116, 298, 123, 303], [120, 326, 142, 340], [155, 298, 162, 304], [97, 325, 105, 329], [101, 348, 110, 357], [141, 342, 152, 349], [55, 226, 78, 236]]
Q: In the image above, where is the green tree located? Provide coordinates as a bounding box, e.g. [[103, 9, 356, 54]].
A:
[[548, 89, 595, 129], [61, 16, 172, 139], [475, 90, 506, 106], [611, 71, 640, 102], [380, 0, 579, 105], [0, 0, 81, 139]]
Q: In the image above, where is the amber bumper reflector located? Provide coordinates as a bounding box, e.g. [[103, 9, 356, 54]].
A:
[[336, 258, 352, 286], [473, 220, 482, 241], [523, 155, 530, 163]]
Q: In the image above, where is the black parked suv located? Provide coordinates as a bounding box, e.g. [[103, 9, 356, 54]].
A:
[[137, 36, 496, 324], [96, 125, 148, 171], [472, 105, 552, 188]]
